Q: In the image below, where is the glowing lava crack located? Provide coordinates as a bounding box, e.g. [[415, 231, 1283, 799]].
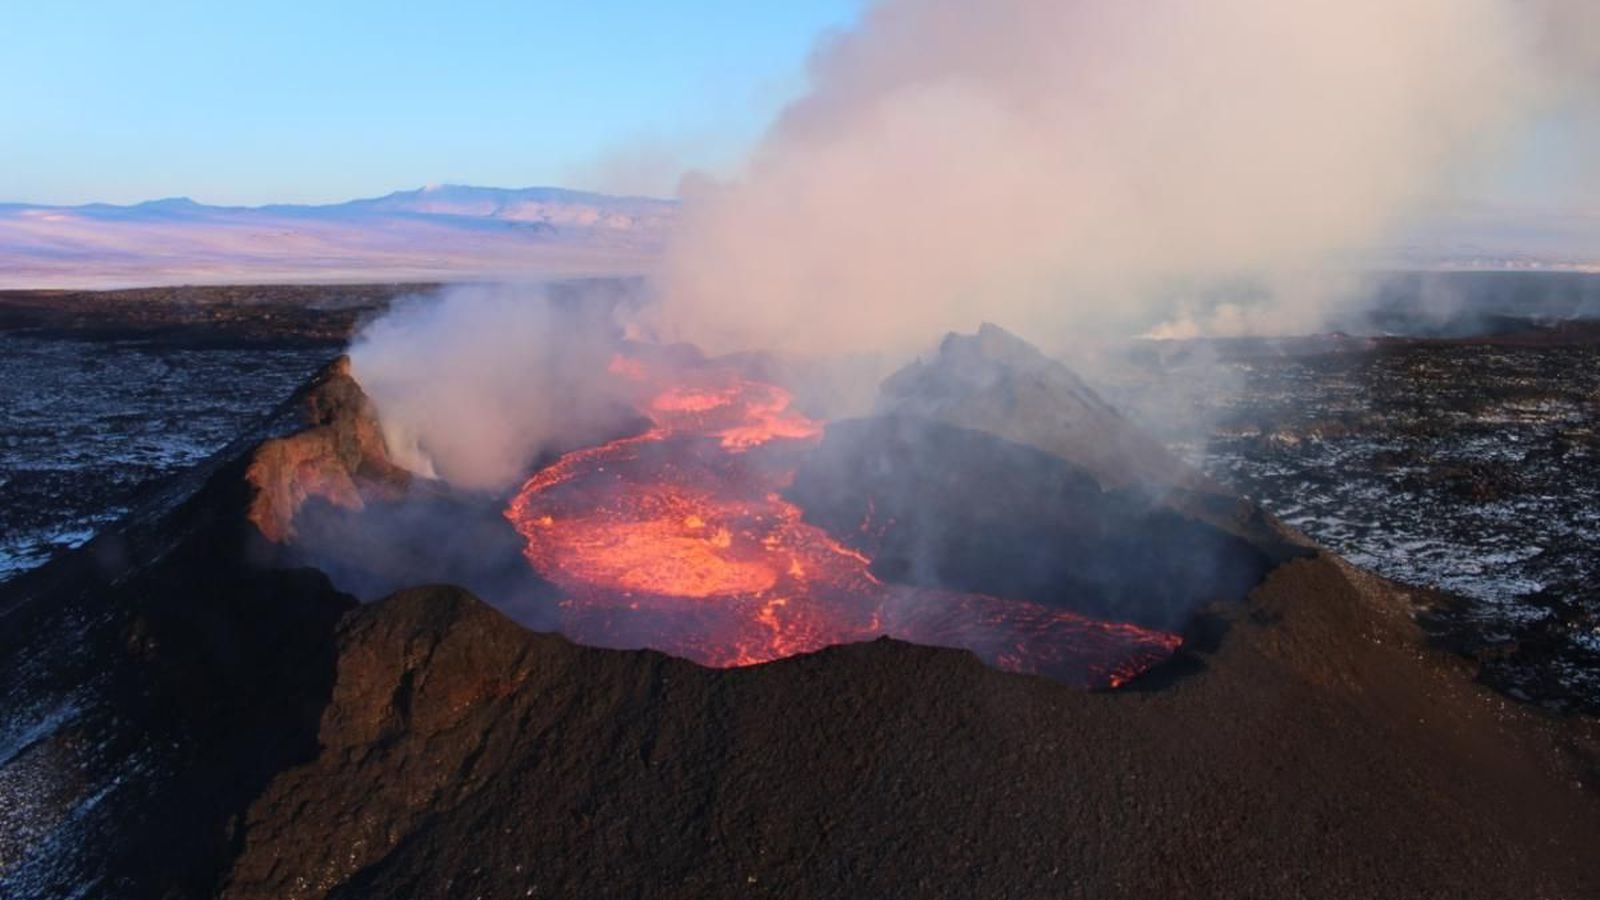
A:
[[506, 361, 1180, 687]]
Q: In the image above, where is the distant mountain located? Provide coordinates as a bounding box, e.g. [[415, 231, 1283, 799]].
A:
[[0, 185, 676, 289], [4, 184, 1597, 290], [332, 184, 672, 228], [1391, 206, 1600, 273]]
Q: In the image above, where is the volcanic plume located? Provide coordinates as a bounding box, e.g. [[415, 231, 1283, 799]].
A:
[[657, 0, 1600, 356]]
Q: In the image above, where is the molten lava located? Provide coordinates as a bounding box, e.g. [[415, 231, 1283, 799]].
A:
[[506, 358, 1180, 687]]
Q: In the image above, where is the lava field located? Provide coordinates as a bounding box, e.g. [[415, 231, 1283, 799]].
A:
[[1118, 334, 1600, 712]]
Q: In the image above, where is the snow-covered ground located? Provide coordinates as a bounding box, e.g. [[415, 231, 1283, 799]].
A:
[[0, 335, 334, 580], [1112, 339, 1600, 713]]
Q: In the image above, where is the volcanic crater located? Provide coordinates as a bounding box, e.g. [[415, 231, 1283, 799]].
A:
[[290, 326, 1291, 691]]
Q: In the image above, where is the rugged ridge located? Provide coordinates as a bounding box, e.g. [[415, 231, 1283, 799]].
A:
[[880, 323, 1304, 553], [245, 356, 411, 542], [880, 324, 1197, 492]]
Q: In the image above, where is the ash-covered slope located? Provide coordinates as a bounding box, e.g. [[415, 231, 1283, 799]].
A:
[[3, 337, 1599, 899]]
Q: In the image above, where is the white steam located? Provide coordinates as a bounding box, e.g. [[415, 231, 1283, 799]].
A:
[[657, 0, 1595, 356], [348, 285, 629, 491], [348, 1, 1600, 490]]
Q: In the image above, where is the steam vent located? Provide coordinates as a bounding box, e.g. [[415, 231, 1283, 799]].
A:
[[2, 326, 1597, 899]]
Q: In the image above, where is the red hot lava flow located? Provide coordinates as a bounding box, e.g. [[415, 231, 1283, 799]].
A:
[[505, 357, 1181, 688]]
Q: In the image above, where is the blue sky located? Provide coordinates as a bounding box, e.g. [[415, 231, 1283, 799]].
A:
[[2, 1, 1590, 212], [0, 1, 862, 205]]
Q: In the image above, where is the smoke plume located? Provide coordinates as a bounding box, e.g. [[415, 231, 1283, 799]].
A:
[[348, 2, 1600, 492], [656, 0, 1595, 357], [348, 284, 635, 491]]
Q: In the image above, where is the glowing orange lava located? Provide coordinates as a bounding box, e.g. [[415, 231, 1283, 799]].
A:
[[506, 359, 1180, 687]]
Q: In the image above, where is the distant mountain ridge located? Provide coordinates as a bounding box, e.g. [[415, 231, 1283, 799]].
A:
[[1379, 203, 1600, 274], [0, 183, 673, 220], [333, 183, 671, 219], [4, 184, 1599, 290], [0, 185, 676, 289]]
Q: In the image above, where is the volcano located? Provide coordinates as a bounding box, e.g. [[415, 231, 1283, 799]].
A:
[[2, 327, 1598, 899]]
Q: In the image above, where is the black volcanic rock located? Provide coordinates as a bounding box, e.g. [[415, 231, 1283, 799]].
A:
[[0, 284, 425, 346], [880, 323, 1304, 553], [245, 355, 412, 543], [879, 323, 1201, 492]]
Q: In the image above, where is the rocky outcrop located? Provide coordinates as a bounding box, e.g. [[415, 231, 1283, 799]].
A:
[[245, 356, 411, 542], [880, 324, 1202, 492], [878, 323, 1308, 559]]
